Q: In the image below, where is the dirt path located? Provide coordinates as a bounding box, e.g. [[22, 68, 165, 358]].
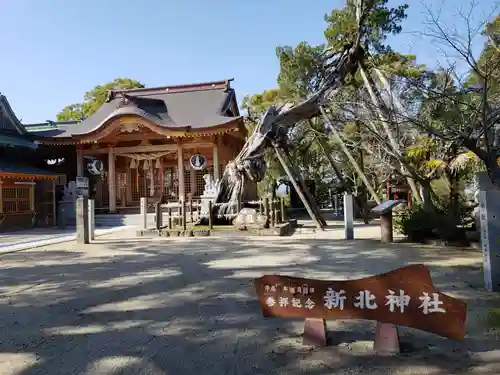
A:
[[0, 226, 498, 374]]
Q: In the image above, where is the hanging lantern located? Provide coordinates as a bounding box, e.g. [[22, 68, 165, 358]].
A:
[[130, 159, 136, 169], [143, 160, 149, 170], [155, 159, 161, 169]]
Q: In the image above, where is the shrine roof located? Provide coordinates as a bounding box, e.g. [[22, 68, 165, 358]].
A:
[[0, 94, 38, 149], [27, 79, 242, 139], [0, 160, 57, 179]]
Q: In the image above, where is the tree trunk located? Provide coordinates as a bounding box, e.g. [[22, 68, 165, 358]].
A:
[[359, 64, 422, 203], [355, 120, 370, 223], [318, 111, 381, 205], [420, 181, 435, 212]]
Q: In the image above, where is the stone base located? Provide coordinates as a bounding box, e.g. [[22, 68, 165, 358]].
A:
[[245, 221, 296, 236], [303, 318, 327, 346], [373, 322, 400, 356], [136, 228, 211, 237]]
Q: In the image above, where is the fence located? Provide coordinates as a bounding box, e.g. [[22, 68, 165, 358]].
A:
[[139, 196, 287, 231]]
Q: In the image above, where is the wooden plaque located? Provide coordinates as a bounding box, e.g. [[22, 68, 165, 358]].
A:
[[254, 264, 467, 340]]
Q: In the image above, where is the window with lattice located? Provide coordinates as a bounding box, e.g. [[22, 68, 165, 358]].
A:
[[2, 186, 31, 213]]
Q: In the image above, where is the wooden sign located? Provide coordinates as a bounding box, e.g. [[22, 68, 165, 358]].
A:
[[254, 264, 467, 340], [371, 199, 405, 215]]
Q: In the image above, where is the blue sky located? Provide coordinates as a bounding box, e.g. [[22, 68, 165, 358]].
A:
[[0, 0, 495, 123]]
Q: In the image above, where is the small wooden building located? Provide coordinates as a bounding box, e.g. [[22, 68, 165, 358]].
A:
[[26, 79, 247, 213], [0, 94, 57, 231]]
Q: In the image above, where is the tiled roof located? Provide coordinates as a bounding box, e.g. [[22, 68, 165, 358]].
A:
[[0, 161, 56, 176], [26, 79, 242, 139]]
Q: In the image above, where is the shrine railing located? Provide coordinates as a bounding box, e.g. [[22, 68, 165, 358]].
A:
[[139, 196, 287, 230]]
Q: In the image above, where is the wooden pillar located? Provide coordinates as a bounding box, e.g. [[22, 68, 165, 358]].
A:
[[29, 182, 35, 212], [126, 159, 133, 205], [177, 146, 185, 201], [52, 179, 56, 226], [274, 147, 323, 231], [140, 197, 148, 230], [0, 180, 4, 213], [76, 149, 84, 177], [213, 139, 220, 182], [108, 148, 117, 213], [190, 168, 196, 195]]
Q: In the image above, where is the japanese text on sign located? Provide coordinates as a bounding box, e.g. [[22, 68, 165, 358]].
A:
[[254, 265, 468, 340], [262, 284, 447, 315]]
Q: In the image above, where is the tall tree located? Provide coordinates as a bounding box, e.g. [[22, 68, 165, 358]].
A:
[[57, 78, 144, 121], [324, 0, 408, 54]]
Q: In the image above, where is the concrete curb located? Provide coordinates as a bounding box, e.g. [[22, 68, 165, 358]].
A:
[[0, 226, 136, 255]]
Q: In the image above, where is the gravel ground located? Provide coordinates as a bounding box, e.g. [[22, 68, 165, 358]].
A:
[[0, 224, 498, 375]]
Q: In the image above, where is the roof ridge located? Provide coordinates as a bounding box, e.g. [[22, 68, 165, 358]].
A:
[[119, 79, 234, 94]]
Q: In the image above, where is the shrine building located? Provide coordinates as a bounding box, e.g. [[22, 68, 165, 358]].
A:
[[0, 93, 58, 230], [16, 79, 245, 219]]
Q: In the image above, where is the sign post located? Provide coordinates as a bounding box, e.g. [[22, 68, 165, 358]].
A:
[[76, 197, 89, 244], [344, 193, 354, 240], [371, 200, 405, 243], [254, 264, 467, 355]]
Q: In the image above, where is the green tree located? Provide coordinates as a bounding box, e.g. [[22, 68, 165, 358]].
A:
[[324, 0, 408, 54], [57, 78, 144, 121], [276, 42, 326, 100]]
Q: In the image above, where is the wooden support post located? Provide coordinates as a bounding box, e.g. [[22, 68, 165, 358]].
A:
[[76, 197, 89, 244], [155, 202, 162, 230], [264, 197, 270, 227], [0, 180, 3, 214], [126, 159, 133, 205], [213, 139, 220, 182], [177, 147, 185, 201], [190, 168, 196, 196], [273, 200, 278, 225], [182, 200, 187, 230], [76, 149, 84, 177], [208, 200, 213, 229], [189, 198, 194, 223], [108, 148, 117, 213], [51, 179, 56, 226], [274, 147, 323, 231], [259, 199, 263, 214], [269, 199, 274, 226], [88, 199, 95, 241], [283, 148, 326, 227], [167, 207, 172, 229], [140, 197, 147, 230], [29, 183, 35, 212], [380, 211, 394, 243], [280, 197, 286, 222]]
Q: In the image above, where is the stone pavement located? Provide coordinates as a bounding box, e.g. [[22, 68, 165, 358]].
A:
[[0, 226, 499, 374], [0, 226, 134, 254]]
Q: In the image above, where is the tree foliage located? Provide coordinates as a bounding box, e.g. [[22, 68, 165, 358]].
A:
[[57, 78, 144, 121], [324, 0, 408, 53]]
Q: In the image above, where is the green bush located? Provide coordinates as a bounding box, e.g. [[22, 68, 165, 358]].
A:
[[394, 203, 467, 243], [394, 204, 439, 241]]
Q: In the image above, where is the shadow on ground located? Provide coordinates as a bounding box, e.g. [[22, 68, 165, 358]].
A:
[[0, 230, 498, 375]]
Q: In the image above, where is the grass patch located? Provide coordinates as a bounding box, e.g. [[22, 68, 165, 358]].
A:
[[486, 308, 500, 330]]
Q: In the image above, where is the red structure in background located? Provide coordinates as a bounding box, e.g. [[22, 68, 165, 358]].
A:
[[386, 181, 412, 208]]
